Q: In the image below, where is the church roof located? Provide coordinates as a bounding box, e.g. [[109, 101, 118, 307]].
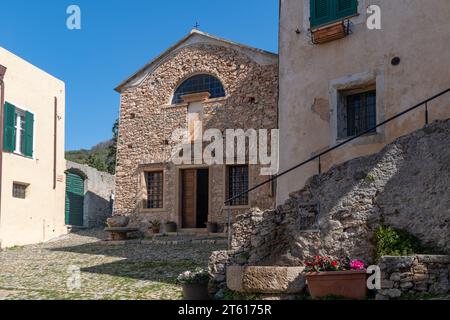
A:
[[115, 29, 278, 93]]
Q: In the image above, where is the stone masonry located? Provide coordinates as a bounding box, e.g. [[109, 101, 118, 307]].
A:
[[376, 255, 450, 299], [114, 31, 278, 229], [210, 119, 450, 296]]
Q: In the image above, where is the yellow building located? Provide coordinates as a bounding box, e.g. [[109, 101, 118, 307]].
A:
[[0, 47, 67, 248]]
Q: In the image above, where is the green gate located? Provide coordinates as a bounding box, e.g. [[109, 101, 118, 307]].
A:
[[65, 172, 85, 226]]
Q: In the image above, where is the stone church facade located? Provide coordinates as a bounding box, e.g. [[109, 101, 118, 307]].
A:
[[114, 30, 278, 230]]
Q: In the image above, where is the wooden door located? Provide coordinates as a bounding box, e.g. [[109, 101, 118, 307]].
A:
[[181, 169, 197, 228]]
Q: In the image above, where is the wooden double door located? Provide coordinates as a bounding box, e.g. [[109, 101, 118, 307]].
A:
[[181, 169, 209, 228]]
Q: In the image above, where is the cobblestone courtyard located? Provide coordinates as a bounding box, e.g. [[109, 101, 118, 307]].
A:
[[0, 230, 226, 300]]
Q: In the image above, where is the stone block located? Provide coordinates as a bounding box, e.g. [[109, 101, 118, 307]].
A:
[[380, 289, 402, 298], [381, 280, 394, 289], [417, 255, 450, 264], [226, 266, 244, 292], [390, 273, 401, 281], [226, 266, 305, 294]]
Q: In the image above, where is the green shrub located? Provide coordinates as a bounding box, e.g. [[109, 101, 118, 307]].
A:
[[374, 224, 425, 261]]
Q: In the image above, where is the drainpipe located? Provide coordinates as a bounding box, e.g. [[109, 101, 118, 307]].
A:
[[0, 64, 7, 227]]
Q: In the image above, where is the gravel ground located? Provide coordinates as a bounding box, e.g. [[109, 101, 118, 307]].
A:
[[0, 229, 226, 300]]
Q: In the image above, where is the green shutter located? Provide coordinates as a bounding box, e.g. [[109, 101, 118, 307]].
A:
[[310, 0, 333, 28], [65, 173, 84, 226], [3, 102, 16, 152], [310, 0, 358, 28], [24, 111, 34, 157], [335, 0, 358, 20]]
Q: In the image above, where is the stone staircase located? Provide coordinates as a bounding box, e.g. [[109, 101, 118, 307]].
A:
[[209, 119, 450, 297]]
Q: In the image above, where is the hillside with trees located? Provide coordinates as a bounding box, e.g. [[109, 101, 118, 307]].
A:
[[66, 119, 118, 174]]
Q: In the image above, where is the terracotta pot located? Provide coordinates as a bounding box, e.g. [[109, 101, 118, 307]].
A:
[[182, 283, 210, 300], [206, 222, 218, 233], [306, 270, 367, 300], [152, 227, 160, 234]]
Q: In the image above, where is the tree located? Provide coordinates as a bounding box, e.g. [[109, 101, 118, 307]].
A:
[[106, 119, 119, 174]]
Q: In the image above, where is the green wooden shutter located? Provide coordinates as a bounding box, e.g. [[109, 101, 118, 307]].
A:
[[24, 111, 34, 157], [310, 0, 333, 28], [310, 0, 358, 28], [335, 0, 358, 20], [65, 173, 85, 226], [3, 102, 16, 152]]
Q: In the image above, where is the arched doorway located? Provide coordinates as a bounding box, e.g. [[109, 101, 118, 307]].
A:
[[65, 171, 85, 226]]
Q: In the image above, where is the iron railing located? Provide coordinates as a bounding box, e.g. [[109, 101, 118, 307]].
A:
[[224, 87, 450, 249]]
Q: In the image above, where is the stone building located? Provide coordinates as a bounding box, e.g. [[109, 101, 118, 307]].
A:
[[114, 30, 278, 230], [277, 0, 450, 203]]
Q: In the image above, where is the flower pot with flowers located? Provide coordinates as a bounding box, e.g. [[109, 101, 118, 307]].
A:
[[177, 268, 211, 300], [305, 256, 367, 300]]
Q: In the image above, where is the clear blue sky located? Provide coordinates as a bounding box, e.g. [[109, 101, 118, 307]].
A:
[[0, 0, 279, 151]]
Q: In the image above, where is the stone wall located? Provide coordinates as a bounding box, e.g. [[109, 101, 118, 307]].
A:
[[376, 255, 450, 299], [209, 119, 450, 295], [66, 161, 115, 228], [114, 38, 278, 227]]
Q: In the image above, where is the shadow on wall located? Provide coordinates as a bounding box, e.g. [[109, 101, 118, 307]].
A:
[[84, 191, 114, 228]]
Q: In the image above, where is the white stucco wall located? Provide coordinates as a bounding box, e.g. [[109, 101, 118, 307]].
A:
[[0, 47, 66, 248], [277, 0, 450, 203]]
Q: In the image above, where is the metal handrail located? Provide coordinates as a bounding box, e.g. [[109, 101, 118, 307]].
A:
[[224, 87, 450, 248]]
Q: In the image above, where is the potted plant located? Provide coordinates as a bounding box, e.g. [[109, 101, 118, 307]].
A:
[[164, 221, 177, 233], [305, 256, 367, 300], [206, 222, 218, 233], [177, 268, 210, 300], [150, 220, 161, 234]]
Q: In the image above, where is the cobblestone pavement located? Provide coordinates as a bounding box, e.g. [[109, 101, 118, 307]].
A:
[[0, 229, 226, 300]]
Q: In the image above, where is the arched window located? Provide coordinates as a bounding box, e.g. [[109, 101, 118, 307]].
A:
[[172, 74, 225, 104]]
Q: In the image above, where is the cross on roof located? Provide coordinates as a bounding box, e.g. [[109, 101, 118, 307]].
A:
[[193, 22, 200, 29]]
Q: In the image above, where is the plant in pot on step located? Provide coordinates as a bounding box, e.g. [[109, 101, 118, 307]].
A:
[[177, 268, 210, 300], [150, 220, 161, 234], [305, 256, 367, 300]]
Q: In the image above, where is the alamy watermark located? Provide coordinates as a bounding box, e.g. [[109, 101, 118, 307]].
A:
[[169, 122, 279, 176], [66, 265, 81, 291], [66, 5, 81, 30]]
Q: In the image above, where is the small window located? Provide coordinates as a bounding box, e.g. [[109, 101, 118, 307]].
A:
[[13, 183, 28, 199], [172, 74, 225, 104], [226, 165, 249, 206], [338, 89, 376, 139], [146, 171, 163, 209]]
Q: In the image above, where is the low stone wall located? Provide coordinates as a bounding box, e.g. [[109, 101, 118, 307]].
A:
[[377, 255, 450, 299]]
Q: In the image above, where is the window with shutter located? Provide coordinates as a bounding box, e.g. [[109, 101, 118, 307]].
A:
[[310, 0, 358, 28], [2, 102, 34, 157], [3, 102, 16, 152]]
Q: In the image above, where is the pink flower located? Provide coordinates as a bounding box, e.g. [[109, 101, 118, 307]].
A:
[[350, 260, 365, 270]]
